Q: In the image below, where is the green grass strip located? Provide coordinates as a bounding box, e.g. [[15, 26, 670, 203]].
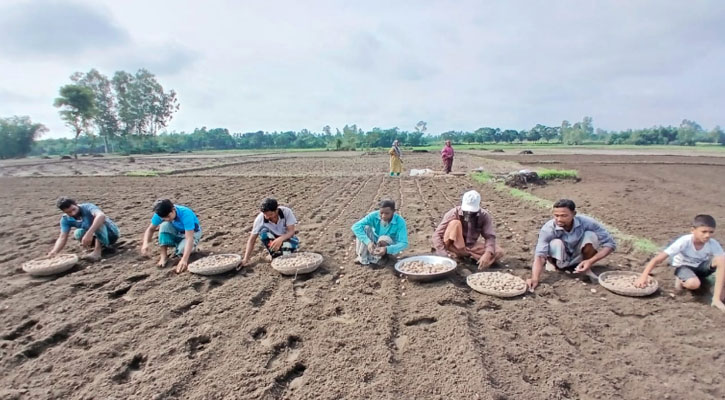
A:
[[471, 171, 492, 183], [125, 170, 162, 177], [537, 168, 579, 180]]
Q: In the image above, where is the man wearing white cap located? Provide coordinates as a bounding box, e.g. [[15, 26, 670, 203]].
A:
[[432, 190, 504, 269]]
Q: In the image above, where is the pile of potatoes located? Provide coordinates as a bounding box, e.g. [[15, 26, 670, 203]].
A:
[[604, 274, 655, 289], [398, 260, 452, 275], [192, 254, 240, 269], [24, 254, 77, 271], [273, 253, 320, 269], [468, 272, 526, 293]]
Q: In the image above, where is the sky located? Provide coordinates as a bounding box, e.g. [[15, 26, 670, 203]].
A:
[[1, 0, 724, 139]]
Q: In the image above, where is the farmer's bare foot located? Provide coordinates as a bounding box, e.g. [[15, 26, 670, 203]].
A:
[[82, 252, 102, 262]]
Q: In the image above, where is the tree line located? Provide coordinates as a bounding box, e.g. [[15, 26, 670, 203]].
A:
[[22, 117, 723, 157], [3, 70, 724, 159]]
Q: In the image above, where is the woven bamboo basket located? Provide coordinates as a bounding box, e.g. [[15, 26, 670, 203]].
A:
[[22, 254, 79, 276], [467, 272, 528, 298], [598, 271, 659, 297], [188, 254, 242, 275], [271, 252, 323, 275]]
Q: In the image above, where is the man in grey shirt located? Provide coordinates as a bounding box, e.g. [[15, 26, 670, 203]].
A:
[[527, 199, 616, 291], [240, 198, 300, 267]]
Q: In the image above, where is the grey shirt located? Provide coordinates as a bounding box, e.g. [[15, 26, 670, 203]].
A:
[[535, 215, 616, 257]]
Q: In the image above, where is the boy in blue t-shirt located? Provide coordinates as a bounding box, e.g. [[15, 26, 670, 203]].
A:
[[48, 196, 120, 261], [141, 199, 202, 273], [636, 214, 725, 312]]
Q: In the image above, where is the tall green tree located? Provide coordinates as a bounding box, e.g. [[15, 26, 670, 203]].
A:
[[54, 84, 97, 158], [0, 116, 48, 159], [677, 119, 702, 146], [711, 126, 725, 145], [415, 121, 427, 134], [71, 69, 118, 153]]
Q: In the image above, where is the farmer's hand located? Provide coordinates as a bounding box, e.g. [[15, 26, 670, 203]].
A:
[[81, 232, 94, 247], [270, 237, 285, 252], [575, 259, 593, 273], [175, 259, 189, 274], [47, 249, 57, 257], [374, 246, 387, 256], [477, 251, 494, 270], [141, 243, 150, 257], [634, 275, 649, 288], [367, 242, 376, 253], [526, 278, 538, 292]]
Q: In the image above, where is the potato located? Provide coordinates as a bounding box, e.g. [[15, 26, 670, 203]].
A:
[[191, 254, 239, 269], [604, 274, 655, 289], [24, 254, 77, 270], [468, 272, 526, 293], [398, 260, 453, 275]]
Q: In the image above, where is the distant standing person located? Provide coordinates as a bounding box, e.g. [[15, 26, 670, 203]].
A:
[[49, 197, 120, 261], [141, 199, 202, 273], [389, 139, 403, 176], [441, 140, 454, 174], [241, 198, 300, 267]]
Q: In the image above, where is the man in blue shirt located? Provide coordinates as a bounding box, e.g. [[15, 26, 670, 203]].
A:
[[141, 199, 202, 274], [527, 199, 616, 291], [48, 197, 120, 261], [351, 199, 409, 265]]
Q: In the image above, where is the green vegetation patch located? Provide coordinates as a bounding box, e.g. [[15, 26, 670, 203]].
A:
[[125, 170, 163, 177], [537, 168, 579, 180], [471, 171, 493, 183]]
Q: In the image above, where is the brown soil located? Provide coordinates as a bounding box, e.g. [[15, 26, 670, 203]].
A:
[[1, 153, 724, 399], [482, 153, 725, 245]]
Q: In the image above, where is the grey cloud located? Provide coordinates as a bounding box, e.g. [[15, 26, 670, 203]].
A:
[[110, 43, 199, 76], [0, 0, 129, 57], [0, 88, 39, 103]]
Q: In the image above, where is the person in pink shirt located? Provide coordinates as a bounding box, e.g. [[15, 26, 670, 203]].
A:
[[431, 190, 505, 270], [441, 140, 454, 174]]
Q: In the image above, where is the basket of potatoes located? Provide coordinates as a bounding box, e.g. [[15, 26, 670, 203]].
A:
[[394, 255, 457, 282], [598, 271, 658, 297], [188, 254, 242, 275], [271, 252, 323, 275], [22, 253, 79, 277], [467, 271, 527, 298]]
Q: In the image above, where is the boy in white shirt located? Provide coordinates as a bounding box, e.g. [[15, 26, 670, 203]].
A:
[[636, 214, 725, 312]]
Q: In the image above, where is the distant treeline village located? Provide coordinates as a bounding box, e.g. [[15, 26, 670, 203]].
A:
[[1, 68, 724, 159]]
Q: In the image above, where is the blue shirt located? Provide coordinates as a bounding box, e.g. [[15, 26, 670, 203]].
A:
[[151, 205, 201, 233], [535, 214, 616, 257], [351, 211, 409, 255], [60, 203, 116, 233]]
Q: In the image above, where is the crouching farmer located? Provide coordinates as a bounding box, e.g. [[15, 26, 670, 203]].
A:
[[241, 198, 300, 267], [527, 199, 616, 291], [432, 190, 504, 270], [141, 199, 202, 273], [49, 196, 120, 261], [351, 199, 409, 265], [635, 214, 725, 312]]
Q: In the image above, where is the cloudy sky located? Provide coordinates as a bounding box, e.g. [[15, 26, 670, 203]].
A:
[[1, 0, 723, 138]]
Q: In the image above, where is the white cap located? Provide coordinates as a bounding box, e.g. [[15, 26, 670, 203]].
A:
[[461, 190, 481, 213]]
